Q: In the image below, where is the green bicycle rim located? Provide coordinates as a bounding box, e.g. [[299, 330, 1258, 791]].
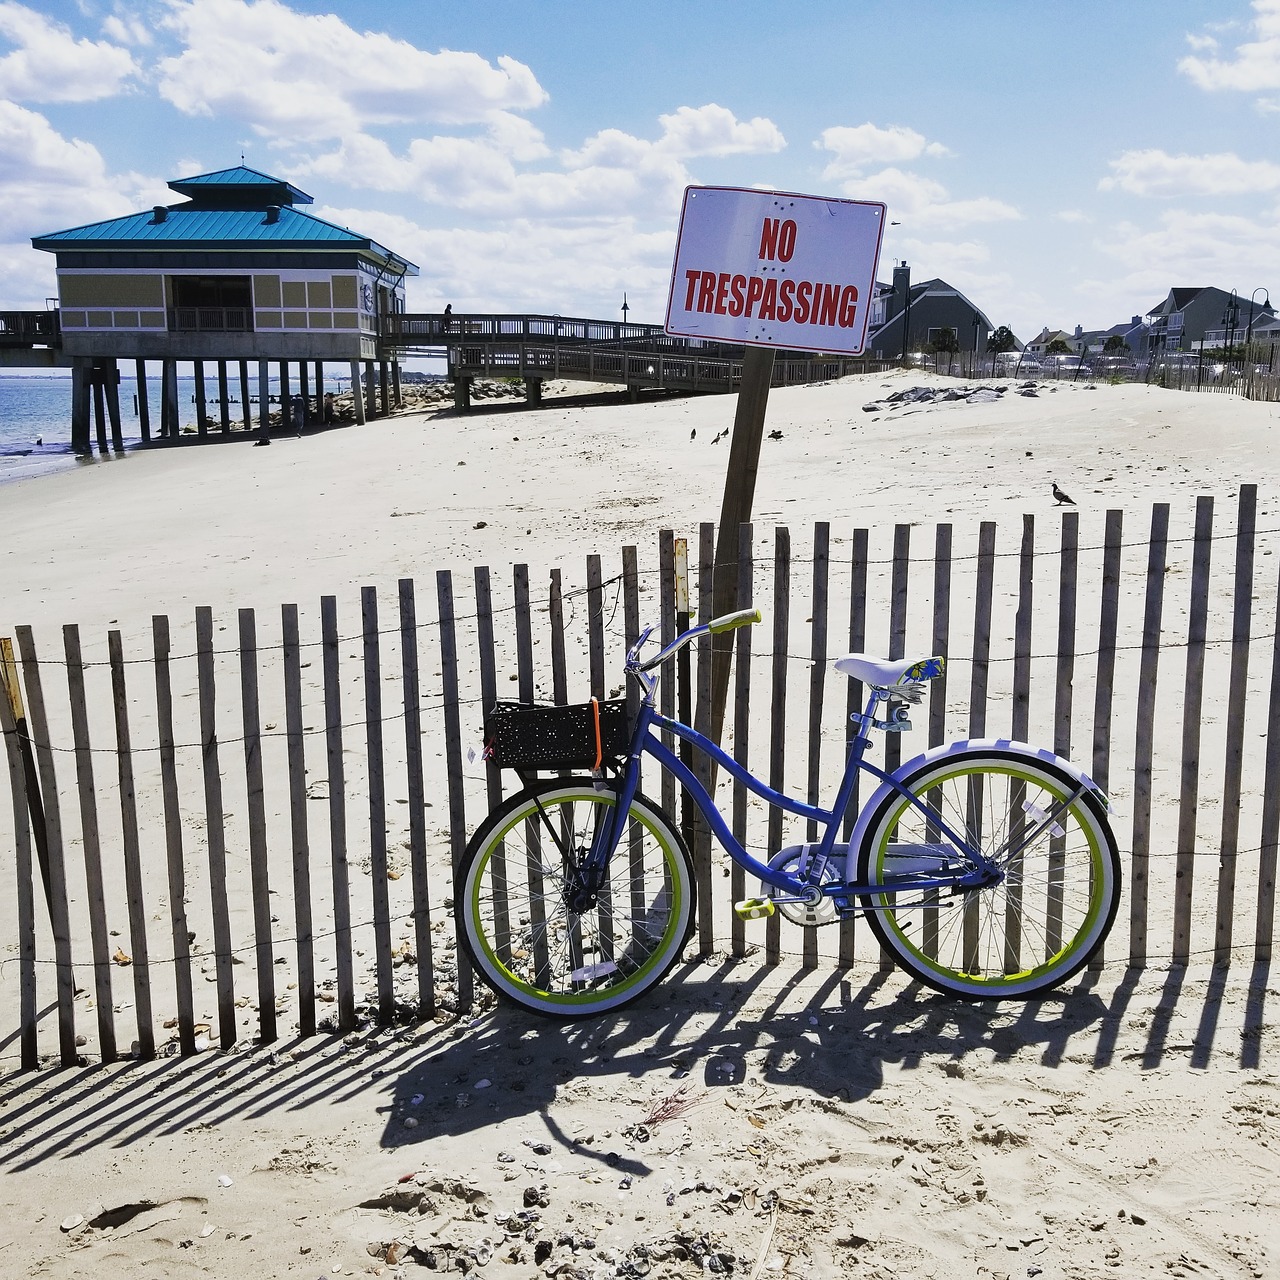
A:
[[466, 789, 688, 1009], [868, 761, 1110, 992]]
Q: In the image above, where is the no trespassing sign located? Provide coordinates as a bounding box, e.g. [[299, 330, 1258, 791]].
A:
[[664, 186, 886, 356]]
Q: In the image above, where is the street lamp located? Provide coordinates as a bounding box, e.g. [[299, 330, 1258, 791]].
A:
[[1223, 289, 1240, 356], [621, 293, 630, 328], [1247, 287, 1271, 349]]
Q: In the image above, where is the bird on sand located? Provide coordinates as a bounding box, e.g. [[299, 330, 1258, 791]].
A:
[[1052, 481, 1075, 506], [711, 429, 726, 444], [768, 429, 784, 440], [690, 428, 696, 441]]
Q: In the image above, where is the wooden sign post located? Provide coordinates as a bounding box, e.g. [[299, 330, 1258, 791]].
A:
[[664, 186, 887, 744]]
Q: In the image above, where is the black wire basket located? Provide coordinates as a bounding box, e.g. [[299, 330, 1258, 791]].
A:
[[484, 697, 631, 772]]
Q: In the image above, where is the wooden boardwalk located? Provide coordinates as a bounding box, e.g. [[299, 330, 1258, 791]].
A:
[[380, 311, 889, 394]]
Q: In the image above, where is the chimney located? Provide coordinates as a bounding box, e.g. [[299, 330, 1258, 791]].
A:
[[1074, 324, 1083, 339], [1131, 315, 1141, 326], [264, 205, 280, 224], [152, 205, 168, 223], [892, 261, 911, 313]]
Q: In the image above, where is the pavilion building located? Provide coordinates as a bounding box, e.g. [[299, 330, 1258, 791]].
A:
[[31, 165, 418, 450]]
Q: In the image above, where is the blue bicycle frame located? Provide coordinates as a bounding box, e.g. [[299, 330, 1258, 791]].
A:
[[581, 689, 1000, 908]]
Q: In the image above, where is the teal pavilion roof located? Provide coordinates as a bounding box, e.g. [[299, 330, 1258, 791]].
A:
[[31, 166, 417, 274]]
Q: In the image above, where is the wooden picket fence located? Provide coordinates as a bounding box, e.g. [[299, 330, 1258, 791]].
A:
[[2, 488, 1278, 1073]]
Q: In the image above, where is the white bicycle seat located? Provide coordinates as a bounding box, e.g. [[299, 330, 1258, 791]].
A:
[[833, 653, 946, 687]]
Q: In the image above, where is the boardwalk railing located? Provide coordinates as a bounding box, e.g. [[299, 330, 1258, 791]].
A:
[[3, 490, 1278, 1072]]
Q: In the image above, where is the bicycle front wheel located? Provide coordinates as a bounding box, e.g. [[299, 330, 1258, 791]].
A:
[[456, 780, 695, 1018], [856, 748, 1120, 999]]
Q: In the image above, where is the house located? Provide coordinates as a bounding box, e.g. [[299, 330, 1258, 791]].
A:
[[1144, 287, 1274, 353], [1024, 328, 1074, 356], [867, 262, 992, 358]]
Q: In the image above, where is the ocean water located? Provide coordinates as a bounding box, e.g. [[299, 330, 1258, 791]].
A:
[[0, 371, 348, 487]]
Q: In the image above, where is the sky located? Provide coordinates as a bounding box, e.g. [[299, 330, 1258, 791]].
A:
[[1, 0, 1278, 342]]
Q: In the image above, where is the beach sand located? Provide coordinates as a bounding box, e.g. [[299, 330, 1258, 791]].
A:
[[1, 370, 1279, 1279]]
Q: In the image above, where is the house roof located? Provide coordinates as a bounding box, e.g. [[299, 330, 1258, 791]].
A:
[[872, 276, 993, 335], [32, 166, 417, 273]]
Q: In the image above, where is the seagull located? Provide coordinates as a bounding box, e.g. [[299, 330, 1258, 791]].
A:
[[690, 428, 696, 441], [711, 428, 727, 444], [1052, 481, 1075, 506]]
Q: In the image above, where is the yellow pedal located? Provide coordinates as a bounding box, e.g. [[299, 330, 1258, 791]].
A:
[[734, 896, 776, 921]]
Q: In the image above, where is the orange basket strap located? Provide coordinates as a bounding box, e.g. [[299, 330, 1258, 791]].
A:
[[590, 696, 603, 772]]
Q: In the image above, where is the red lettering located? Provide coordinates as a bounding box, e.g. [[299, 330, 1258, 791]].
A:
[[744, 276, 765, 317], [683, 270, 701, 311], [714, 272, 730, 314], [778, 279, 795, 322], [758, 218, 780, 260], [759, 278, 778, 320], [838, 285, 858, 327], [728, 274, 746, 316], [777, 219, 797, 262], [794, 281, 812, 324], [697, 271, 716, 312], [817, 282, 840, 326]]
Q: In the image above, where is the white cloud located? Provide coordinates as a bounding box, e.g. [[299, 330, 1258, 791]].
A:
[[837, 166, 1019, 228], [817, 123, 948, 179], [101, 9, 153, 46], [1179, 0, 1280, 95], [653, 103, 784, 158], [0, 102, 167, 246], [318, 205, 675, 319], [157, 0, 547, 140], [1100, 148, 1280, 196], [0, 1, 137, 102], [296, 103, 778, 221], [1083, 206, 1280, 310]]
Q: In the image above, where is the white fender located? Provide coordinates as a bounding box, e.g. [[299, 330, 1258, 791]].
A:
[[842, 738, 1107, 884]]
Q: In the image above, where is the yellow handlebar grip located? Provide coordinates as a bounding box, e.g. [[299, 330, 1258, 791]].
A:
[[707, 608, 763, 635]]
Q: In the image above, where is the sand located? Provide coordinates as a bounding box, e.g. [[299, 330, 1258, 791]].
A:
[[1, 370, 1279, 1280]]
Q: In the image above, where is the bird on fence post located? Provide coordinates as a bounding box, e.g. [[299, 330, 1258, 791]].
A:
[[1051, 480, 1076, 506]]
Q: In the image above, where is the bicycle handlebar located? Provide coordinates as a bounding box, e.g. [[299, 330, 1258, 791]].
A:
[[628, 608, 763, 673]]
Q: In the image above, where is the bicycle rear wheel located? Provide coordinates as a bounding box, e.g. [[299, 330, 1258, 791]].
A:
[[456, 780, 695, 1018], [856, 748, 1119, 999]]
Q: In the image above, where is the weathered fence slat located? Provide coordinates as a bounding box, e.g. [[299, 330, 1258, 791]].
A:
[[361, 587, 394, 1022], [320, 595, 356, 1030], [399, 579, 435, 1011], [15, 628, 76, 1063], [622, 546, 647, 934], [238, 608, 276, 1044], [152, 614, 195, 1056], [1087, 509, 1123, 971], [438, 569, 474, 1010], [0, 662, 38, 1069], [1173, 496, 1215, 963], [961, 522, 997, 973], [474, 567, 509, 966], [802, 522, 831, 969], [587, 555, 606, 700], [1045, 513, 1078, 959], [195, 606, 236, 1049], [931, 524, 954, 749], [839, 529, 869, 968], [281, 604, 316, 1037], [659, 531, 677, 820], [1130, 504, 1170, 965], [731, 523, 753, 959], [63, 625, 116, 1062], [884, 524, 911, 784], [766, 527, 790, 965], [1215, 485, 1256, 963], [1256, 546, 1280, 963], [108, 630, 154, 1059], [694, 523, 716, 955]]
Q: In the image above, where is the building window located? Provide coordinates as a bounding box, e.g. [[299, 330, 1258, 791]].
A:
[[168, 275, 253, 332]]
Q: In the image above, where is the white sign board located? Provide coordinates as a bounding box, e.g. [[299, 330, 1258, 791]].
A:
[[664, 185, 886, 355]]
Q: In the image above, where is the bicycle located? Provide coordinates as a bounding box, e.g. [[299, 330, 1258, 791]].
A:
[[457, 608, 1120, 1018]]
